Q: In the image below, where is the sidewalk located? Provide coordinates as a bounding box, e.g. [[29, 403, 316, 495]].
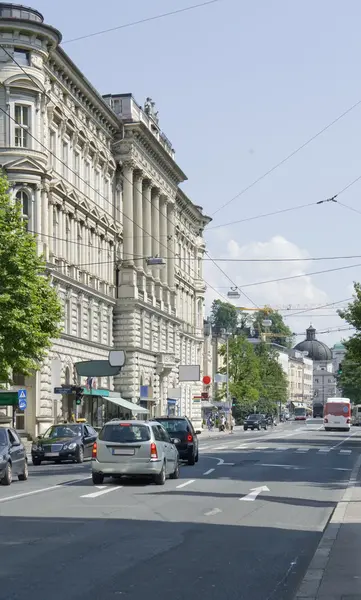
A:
[[198, 425, 242, 441], [295, 455, 361, 599]]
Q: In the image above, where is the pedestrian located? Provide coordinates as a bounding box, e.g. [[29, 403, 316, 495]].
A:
[[230, 416, 235, 433]]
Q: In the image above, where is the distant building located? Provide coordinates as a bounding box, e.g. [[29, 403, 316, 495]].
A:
[[294, 326, 336, 412], [288, 350, 313, 405]]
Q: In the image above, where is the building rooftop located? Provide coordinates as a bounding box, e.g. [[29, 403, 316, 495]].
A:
[[294, 326, 332, 362]]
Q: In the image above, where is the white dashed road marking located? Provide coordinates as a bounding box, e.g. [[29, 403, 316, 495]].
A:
[[203, 468, 215, 476], [340, 449, 352, 455], [176, 479, 195, 489], [204, 508, 222, 516], [81, 486, 122, 499]]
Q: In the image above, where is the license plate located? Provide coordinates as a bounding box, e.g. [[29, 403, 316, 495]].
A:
[[112, 448, 135, 456], [45, 452, 59, 457]]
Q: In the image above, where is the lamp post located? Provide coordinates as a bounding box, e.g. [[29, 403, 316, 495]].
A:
[[221, 328, 233, 432]]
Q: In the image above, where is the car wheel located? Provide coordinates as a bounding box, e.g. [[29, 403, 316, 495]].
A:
[[243, 427, 247, 431], [1, 462, 12, 486], [76, 446, 84, 464], [170, 458, 180, 480], [188, 452, 196, 466], [195, 451, 199, 463], [32, 457, 41, 466], [257, 425, 260, 430], [18, 460, 28, 481], [154, 462, 166, 485], [92, 472, 104, 485]]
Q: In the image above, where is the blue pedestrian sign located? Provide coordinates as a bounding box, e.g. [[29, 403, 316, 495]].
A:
[[18, 389, 27, 410]]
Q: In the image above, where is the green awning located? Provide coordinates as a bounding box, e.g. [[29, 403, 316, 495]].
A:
[[101, 395, 149, 415]]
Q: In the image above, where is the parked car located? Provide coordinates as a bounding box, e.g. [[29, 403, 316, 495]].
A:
[[243, 414, 268, 431], [31, 423, 98, 465], [151, 416, 200, 465], [0, 427, 28, 485], [91, 420, 179, 485]]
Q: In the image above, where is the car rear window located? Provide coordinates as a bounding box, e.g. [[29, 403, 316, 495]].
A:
[[155, 419, 188, 433], [0, 429, 7, 444], [99, 424, 151, 443], [247, 414, 260, 420]]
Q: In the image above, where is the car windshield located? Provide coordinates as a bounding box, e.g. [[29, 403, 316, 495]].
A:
[[99, 424, 151, 443], [43, 425, 81, 439], [155, 419, 188, 433], [247, 414, 261, 420], [0, 429, 7, 444]]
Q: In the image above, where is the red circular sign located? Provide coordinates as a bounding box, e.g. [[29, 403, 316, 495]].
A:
[[203, 375, 211, 385]]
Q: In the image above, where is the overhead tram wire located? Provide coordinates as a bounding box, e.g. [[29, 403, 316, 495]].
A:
[[204, 250, 259, 308], [280, 297, 353, 318], [210, 96, 361, 217], [62, 0, 225, 44]]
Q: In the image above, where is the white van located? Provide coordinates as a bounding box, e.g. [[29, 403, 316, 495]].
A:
[[324, 398, 351, 431]]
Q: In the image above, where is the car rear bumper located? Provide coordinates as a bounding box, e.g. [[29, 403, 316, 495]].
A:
[[176, 444, 194, 459], [91, 458, 163, 476]]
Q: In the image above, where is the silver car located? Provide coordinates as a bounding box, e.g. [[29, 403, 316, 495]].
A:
[[91, 420, 180, 486]]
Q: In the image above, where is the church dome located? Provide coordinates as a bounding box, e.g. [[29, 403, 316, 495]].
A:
[[294, 326, 332, 361]]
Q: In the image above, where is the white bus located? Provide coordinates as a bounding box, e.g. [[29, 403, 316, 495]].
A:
[[324, 398, 351, 431]]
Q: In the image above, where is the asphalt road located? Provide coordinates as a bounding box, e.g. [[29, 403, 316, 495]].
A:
[[1, 421, 360, 600]]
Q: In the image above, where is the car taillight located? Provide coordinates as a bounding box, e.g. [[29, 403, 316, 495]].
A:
[[187, 434, 193, 442], [324, 418, 328, 423], [92, 442, 97, 458], [150, 442, 158, 459]]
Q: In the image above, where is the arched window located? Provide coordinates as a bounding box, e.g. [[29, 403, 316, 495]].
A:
[[16, 189, 30, 230]]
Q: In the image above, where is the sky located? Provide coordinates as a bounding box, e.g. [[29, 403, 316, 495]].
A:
[[31, 0, 361, 347]]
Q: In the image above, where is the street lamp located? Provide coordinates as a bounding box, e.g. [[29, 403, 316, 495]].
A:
[[227, 287, 240, 299], [146, 257, 166, 267]]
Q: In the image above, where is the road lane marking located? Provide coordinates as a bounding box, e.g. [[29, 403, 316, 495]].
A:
[[258, 463, 304, 470], [296, 448, 309, 452], [240, 485, 270, 502], [203, 468, 215, 475], [176, 479, 195, 489], [0, 476, 91, 504], [275, 447, 287, 451], [235, 444, 248, 449], [199, 445, 211, 450], [204, 508, 222, 516], [319, 448, 331, 453], [213, 446, 228, 450], [256, 446, 268, 449], [81, 486, 122, 498], [330, 429, 359, 450], [340, 449, 352, 454]]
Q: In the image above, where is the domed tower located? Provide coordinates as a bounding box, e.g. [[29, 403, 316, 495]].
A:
[[294, 326, 336, 413]]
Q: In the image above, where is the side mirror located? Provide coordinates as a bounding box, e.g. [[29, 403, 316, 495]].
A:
[[12, 441, 21, 447], [195, 430, 202, 435]]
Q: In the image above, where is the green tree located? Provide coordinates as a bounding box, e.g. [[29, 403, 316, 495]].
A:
[[210, 299, 239, 334], [338, 283, 361, 362], [337, 358, 361, 404], [252, 308, 294, 347], [255, 343, 288, 411], [218, 335, 261, 420], [0, 174, 63, 383]]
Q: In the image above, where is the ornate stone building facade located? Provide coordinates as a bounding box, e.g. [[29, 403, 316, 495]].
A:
[[0, 6, 209, 435]]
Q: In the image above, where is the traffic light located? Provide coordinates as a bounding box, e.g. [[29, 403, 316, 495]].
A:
[[338, 362, 343, 376], [75, 386, 84, 405]]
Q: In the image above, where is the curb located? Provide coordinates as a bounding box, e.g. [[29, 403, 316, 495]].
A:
[[294, 452, 361, 599]]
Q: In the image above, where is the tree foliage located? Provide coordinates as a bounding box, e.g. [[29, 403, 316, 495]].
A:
[[338, 283, 361, 362], [210, 299, 239, 334], [252, 308, 294, 347], [0, 174, 63, 383], [337, 358, 361, 404], [218, 335, 288, 420]]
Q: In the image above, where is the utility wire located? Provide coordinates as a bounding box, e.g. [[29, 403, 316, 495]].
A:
[[281, 297, 353, 317], [62, 0, 224, 44], [211, 97, 361, 217], [205, 250, 259, 308]]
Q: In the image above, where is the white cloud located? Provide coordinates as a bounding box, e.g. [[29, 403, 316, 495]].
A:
[[204, 235, 349, 345]]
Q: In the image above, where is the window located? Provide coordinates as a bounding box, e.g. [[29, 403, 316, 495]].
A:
[[99, 424, 150, 443], [314, 378, 319, 384], [77, 303, 82, 338], [14, 48, 30, 66], [49, 130, 56, 168], [88, 305, 92, 340], [16, 190, 29, 230], [62, 142, 68, 178], [73, 151, 80, 188], [64, 299, 71, 334], [14, 105, 30, 148], [85, 162, 90, 197]]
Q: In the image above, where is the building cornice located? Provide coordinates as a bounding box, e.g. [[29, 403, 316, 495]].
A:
[[176, 187, 212, 227], [118, 122, 187, 187], [60, 333, 112, 352], [115, 298, 183, 325], [49, 266, 116, 305]]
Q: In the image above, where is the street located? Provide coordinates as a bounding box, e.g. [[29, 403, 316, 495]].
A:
[[1, 422, 360, 600]]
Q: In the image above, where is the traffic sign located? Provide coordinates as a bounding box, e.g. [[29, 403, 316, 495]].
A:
[[18, 389, 27, 401], [18, 398, 27, 410], [54, 386, 73, 395]]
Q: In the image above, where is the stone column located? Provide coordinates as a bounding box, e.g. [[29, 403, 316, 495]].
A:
[[35, 184, 41, 254], [122, 162, 134, 265], [58, 205, 64, 259], [143, 179, 152, 273], [48, 198, 54, 258], [41, 183, 49, 259], [133, 170, 144, 268], [151, 188, 160, 279], [159, 195, 168, 285], [167, 202, 175, 289]]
